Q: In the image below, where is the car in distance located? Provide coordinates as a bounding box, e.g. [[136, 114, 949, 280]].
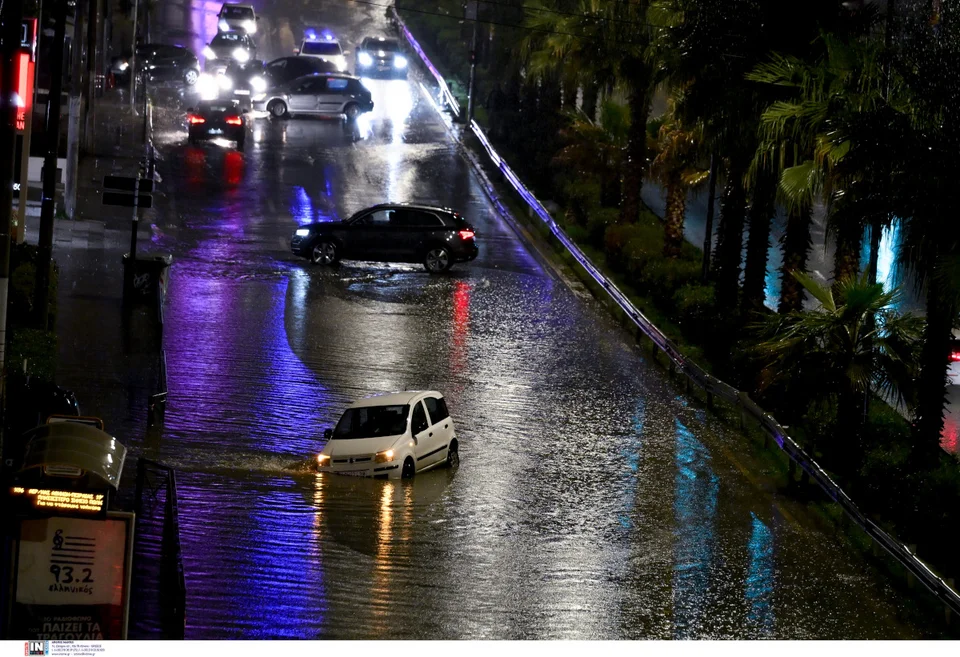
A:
[[356, 36, 408, 78], [111, 44, 200, 86], [186, 100, 247, 149], [297, 30, 348, 72], [316, 391, 459, 479], [218, 3, 258, 34], [221, 59, 267, 109], [252, 73, 373, 120], [203, 32, 257, 73], [291, 203, 478, 273], [262, 56, 338, 88]]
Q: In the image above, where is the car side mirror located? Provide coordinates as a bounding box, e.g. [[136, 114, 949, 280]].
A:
[[343, 50, 351, 55], [323, 428, 332, 440], [294, 48, 300, 54]]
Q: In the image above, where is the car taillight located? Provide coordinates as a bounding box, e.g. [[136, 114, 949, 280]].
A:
[[225, 115, 242, 126], [187, 114, 205, 124], [458, 229, 475, 240], [950, 351, 960, 363]]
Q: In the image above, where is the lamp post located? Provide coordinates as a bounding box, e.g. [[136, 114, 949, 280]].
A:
[[465, 0, 478, 124]]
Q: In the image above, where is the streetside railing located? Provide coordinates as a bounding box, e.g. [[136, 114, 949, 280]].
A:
[[392, 5, 960, 621]]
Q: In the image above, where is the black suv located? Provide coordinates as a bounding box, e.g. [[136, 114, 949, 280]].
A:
[[262, 56, 338, 88], [110, 44, 200, 86], [291, 204, 479, 273]]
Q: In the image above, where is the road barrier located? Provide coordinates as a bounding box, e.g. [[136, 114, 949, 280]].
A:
[[393, 5, 960, 622]]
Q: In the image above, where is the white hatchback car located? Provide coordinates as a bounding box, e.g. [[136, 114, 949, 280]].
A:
[[316, 391, 459, 479], [218, 3, 258, 34]]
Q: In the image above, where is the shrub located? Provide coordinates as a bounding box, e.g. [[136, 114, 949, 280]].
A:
[[642, 257, 700, 306], [586, 208, 618, 248], [7, 327, 58, 381], [673, 283, 716, 341]]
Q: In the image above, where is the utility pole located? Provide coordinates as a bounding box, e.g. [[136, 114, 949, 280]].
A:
[[129, 0, 139, 108], [465, 0, 478, 124], [65, 0, 86, 219], [0, 0, 27, 464], [34, 0, 68, 330]]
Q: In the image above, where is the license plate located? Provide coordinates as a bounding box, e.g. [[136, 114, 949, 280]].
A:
[[337, 470, 367, 477], [208, 128, 223, 135], [235, 89, 250, 95]]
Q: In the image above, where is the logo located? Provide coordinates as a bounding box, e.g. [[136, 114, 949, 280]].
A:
[[25, 642, 49, 656]]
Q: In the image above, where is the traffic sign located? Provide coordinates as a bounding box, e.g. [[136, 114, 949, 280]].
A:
[[102, 191, 153, 208], [103, 175, 154, 193]]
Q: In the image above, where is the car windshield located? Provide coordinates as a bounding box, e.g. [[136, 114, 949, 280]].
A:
[[212, 33, 244, 45], [366, 39, 400, 52], [333, 405, 409, 439], [222, 6, 253, 18], [301, 42, 341, 56]]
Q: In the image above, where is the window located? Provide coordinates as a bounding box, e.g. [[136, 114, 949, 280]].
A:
[[326, 78, 349, 91], [267, 59, 287, 70], [424, 397, 449, 424], [301, 42, 341, 56], [222, 6, 254, 18], [356, 210, 391, 226], [294, 78, 323, 93], [334, 405, 409, 439], [391, 211, 444, 228], [212, 33, 243, 45], [411, 402, 428, 435]]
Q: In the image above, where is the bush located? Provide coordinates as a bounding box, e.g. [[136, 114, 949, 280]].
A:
[[642, 257, 701, 307], [674, 283, 716, 341], [6, 327, 58, 381], [8, 242, 58, 329], [586, 209, 618, 248]]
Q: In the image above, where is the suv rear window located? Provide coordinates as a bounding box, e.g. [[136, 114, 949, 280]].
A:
[[222, 6, 254, 18]]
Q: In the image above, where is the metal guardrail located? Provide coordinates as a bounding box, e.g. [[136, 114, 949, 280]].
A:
[[393, 5, 960, 620]]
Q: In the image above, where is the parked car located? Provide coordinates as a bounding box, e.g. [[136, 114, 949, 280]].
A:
[[218, 3, 258, 34], [110, 44, 200, 86], [949, 330, 960, 385], [355, 36, 408, 78], [203, 32, 257, 73], [252, 73, 372, 120], [186, 99, 247, 149], [290, 203, 478, 273], [315, 391, 459, 479], [262, 56, 338, 88], [297, 30, 348, 72]]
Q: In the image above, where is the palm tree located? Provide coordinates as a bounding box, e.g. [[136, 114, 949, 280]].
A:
[[647, 94, 708, 258], [752, 273, 923, 473]]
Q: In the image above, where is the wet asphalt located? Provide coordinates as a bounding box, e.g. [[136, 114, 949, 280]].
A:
[[81, 0, 952, 639]]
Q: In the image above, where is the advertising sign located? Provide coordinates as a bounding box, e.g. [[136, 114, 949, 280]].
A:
[[11, 513, 134, 640]]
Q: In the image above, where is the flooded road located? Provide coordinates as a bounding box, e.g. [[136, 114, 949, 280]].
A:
[[115, 0, 948, 639]]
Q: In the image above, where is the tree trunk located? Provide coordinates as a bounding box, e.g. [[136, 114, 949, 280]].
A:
[[712, 155, 748, 310], [741, 169, 777, 312], [562, 73, 576, 112], [582, 80, 599, 122], [913, 260, 955, 458], [619, 66, 652, 224], [832, 215, 863, 286], [778, 205, 813, 314], [663, 174, 686, 258], [836, 386, 866, 476]]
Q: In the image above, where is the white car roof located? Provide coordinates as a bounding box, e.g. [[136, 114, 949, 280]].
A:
[[348, 391, 443, 408]]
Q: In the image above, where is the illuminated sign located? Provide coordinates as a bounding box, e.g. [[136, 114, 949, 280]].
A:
[[21, 18, 38, 61], [1, 52, 35, 132], [10, 487, 106, 513]]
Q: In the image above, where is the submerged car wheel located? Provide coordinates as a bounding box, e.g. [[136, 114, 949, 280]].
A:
[[401, 457, 416, 479], [310, 240, 338, 265], [424, 246, 451, 273], [269, 100, 288, 118], [184, 69, 199, 85], [445, 441, 459, 469]]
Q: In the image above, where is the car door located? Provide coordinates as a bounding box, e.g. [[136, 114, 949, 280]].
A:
[[318, 77, 350, 114], [151, 46, 183, 80], [410, 400, 443, 469], [387, 209, 429, 262], [345, 209, 393, 260], [423, 396, 454, 464], [288, 77, 322, 112]]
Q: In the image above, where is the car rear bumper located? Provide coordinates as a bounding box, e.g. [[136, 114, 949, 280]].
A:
[[188, 126, 244, 141], [454, 243, 479, 262]]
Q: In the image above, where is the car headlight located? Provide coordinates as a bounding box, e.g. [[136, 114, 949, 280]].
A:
[[203, 46, 216, 59], [336, 56, 347, 71], [218, 19, 230, 32], [295, 228, 311, 237], [249, 76, 267, 93], [374, 449, 395, 464], [358, 52, 373, 67], [394, 55, 407, 69], [233, 48, 250, 63], [316, 454, 330, 467], [218, 75, 233, 91], [244, 20, 256, 33], [196, 73, 218, 99], [118, 61, 129, 71]]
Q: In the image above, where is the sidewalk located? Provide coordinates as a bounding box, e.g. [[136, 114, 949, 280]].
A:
[[26, 88, 164, 452]]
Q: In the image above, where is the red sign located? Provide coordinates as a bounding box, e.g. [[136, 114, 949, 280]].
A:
[[0, 52, 35, 132]]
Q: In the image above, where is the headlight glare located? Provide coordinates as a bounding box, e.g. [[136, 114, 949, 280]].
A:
[[244, 20, 257, 33], [358, 52, 373, 67], [218, 75, 233, 91], [295, 228, 311, 237], [203, 46, 216, 59], [316, 453, 330, 466], [118, 61, 129, 71], [250, 76, 267, 93], [394, 55, 408, 69], [218, 19, 230, 32], [233, 48, 250, 63], [374, 449, 395, 464]]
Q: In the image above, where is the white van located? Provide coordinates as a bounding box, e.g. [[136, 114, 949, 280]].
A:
[[218, 3, 258, 34]]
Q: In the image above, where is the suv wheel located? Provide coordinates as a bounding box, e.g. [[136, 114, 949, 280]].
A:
[[184, 69, 199, 85], [424, 246, 451, 273], [310, 240, 339, 265], [269, 100, 288, 118]]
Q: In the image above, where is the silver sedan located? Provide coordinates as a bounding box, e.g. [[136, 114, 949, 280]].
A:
[[252, 73, 373, 119]]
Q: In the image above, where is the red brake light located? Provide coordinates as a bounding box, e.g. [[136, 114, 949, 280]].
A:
[[950, 351, 960, 363], [458, 229, 475, 240], [187, 114, 205, 124], [225, 115, 242, 126]]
